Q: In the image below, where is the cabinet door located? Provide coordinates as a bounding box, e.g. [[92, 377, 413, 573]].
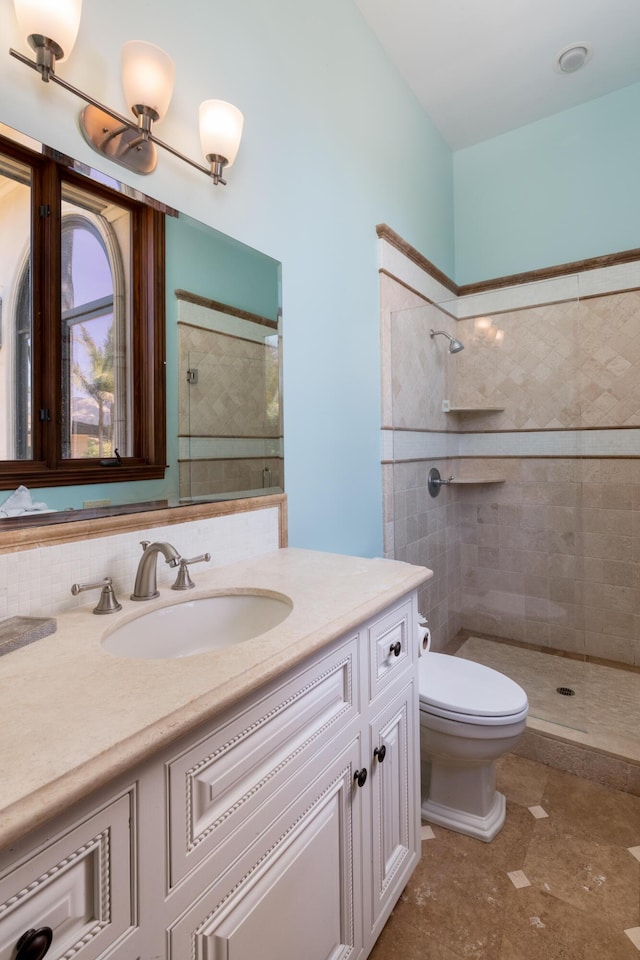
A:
[[0, 792, 135, 960], [169, 738, 363, 960], [365, 679, 420, 946]]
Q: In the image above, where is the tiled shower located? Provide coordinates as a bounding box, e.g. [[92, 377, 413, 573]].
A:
[[380, 251, 640, 770]]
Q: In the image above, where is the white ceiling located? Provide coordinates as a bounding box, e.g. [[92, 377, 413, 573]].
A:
[[353, 0, 640, 150]]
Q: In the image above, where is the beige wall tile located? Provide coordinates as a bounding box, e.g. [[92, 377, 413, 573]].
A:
[[382, 259, 640, 667]]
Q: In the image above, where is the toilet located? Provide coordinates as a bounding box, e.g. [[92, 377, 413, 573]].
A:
[[417, 652, 528, 842]]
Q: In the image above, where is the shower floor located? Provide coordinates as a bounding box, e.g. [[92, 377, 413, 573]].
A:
[[455, 636, 640, 766]]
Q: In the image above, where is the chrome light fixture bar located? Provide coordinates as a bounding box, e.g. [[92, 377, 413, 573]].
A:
[[9, 0, 243, 186]]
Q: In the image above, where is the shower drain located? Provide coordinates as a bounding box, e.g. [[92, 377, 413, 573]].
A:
[[556, 686, 576, 697]]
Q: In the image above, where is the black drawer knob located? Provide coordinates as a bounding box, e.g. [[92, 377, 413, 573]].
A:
[[15, 928, 53, 960], [374, 744, 387, 763], [353, 767, 368, 788], [389, 641, 402, 657]]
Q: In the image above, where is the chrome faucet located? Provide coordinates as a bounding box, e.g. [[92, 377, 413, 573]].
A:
[[131, 541, 181, 601]]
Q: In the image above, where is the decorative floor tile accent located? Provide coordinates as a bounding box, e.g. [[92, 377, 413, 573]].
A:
[[370, 755, 640, 960], [625, 928, 640, 950], [420, 824, 436, 840], [507, 870, 531, 889], [528, 805, 549, 819]]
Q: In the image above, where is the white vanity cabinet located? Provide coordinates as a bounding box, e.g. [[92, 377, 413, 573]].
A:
[[163, 591, 420, 960], [0, 590, 420, 960]]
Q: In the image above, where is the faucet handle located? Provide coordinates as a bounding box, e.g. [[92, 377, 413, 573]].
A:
[[139, 540, 151, 552], [171, 553, 212, 591], [71, 577, 123, 615]]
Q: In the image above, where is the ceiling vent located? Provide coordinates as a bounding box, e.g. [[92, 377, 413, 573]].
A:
[[554, 42, 593, 74]]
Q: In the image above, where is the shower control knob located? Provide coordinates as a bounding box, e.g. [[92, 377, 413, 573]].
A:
[[353, 768, 367, 788], [374, 745, 386, 763], [389, 641, 402, 657]]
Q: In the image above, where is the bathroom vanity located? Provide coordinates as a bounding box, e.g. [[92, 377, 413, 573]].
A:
[[0, 548, 431, 960]]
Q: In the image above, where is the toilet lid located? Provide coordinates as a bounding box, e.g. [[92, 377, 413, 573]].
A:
[[418, 653, 528, 720]]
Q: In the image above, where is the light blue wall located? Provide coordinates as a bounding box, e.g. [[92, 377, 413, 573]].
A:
[[0, 0, 454, 556], [454, 83, 640, 284], [165, 216, 280, 320], [16, 7, 639, 548]]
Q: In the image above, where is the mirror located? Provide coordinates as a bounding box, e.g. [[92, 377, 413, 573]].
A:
[[167, 213, 283, 504], [0, 121, 283, 523]]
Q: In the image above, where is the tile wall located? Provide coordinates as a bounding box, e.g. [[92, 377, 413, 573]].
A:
[[380, 272, 462, 642], [379, 239, 640, 667], [452, 290, 640, 431], [455, 457, 640, 665], [383, 458, 461, 644]]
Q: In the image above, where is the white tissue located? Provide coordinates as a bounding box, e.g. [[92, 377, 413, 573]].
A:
[[0, 485, 53, 518], [417, 617, 432, 655]]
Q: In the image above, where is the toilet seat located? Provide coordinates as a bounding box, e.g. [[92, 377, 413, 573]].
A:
[[418, 653, 528, 726]]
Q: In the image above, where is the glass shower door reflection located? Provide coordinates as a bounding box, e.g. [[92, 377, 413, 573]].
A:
[[443, 276, 588, 734], [178, 328, 283, 502], [385, 278, 591, 735]]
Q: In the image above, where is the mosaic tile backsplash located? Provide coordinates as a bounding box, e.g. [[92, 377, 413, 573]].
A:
[[0, 506, 280, 621]]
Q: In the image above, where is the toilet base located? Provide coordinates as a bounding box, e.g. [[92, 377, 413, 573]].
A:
[[421, 790, 506, 843]]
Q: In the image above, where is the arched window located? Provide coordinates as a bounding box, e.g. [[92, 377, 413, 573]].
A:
[[15, 215, 127, 461], [59, 215, 126, 460]]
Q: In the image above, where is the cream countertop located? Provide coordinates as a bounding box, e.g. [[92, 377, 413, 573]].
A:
[[0, 547, 431, 849]]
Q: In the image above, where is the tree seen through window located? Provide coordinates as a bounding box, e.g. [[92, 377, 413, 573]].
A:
[[61, 218, 120, 459]]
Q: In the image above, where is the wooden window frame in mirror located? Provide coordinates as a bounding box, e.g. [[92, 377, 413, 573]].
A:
[[0, 132, 166, 489]]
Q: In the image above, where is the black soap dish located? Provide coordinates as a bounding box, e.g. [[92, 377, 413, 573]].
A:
[[0, 616, 57, 657]]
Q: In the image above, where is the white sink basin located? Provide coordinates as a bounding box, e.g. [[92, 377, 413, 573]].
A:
[[101, 591, 293, 659]]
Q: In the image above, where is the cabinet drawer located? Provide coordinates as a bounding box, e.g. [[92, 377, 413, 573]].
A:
[[166, 633, 359, 890], [0, 793, 134, 960], [368, 600, 413, 702]]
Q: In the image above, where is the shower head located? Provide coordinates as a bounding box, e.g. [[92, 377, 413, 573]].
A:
[[430, 329, 464, 353]]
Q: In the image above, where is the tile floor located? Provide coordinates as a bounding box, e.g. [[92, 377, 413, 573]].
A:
[[369, 754, 640, 960]]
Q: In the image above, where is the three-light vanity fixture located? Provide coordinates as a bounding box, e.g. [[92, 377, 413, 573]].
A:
[[9, 0, 244, 185]]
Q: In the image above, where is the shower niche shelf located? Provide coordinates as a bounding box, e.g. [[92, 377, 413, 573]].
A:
[[443, 405, 505, 414], [450, 478, 506, 485]]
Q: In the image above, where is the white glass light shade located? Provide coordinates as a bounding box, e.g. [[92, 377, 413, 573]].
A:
[[122, 41, 175, 122], [14, 0, 82, 61], [199, 100, 244, 167]]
